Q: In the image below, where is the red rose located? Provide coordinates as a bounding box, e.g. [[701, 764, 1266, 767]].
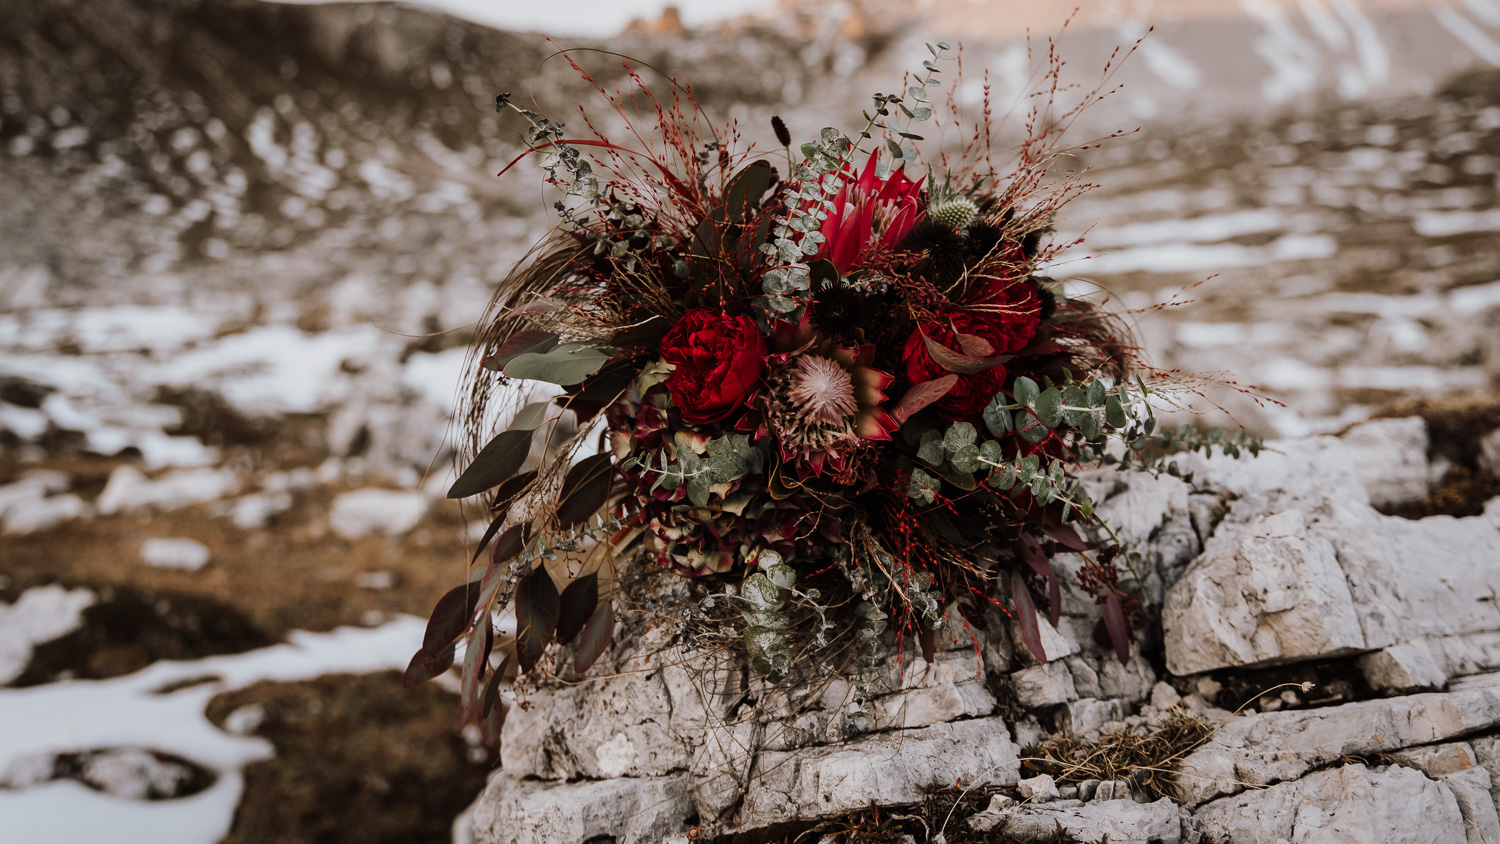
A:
[[963, 276, 1041, 354], [902, 313, 1010, 420], [660, 310, 767, 424]]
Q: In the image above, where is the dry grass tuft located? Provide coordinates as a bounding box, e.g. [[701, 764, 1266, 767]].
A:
[[1020, 710, 1213, 801]]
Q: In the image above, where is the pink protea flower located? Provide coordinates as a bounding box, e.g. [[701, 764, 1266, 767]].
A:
[[817, 150, 926, 275], [748, 316, 898, 480]]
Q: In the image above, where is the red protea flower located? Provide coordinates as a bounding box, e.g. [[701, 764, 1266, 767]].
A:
[[817, 150, 925, 275]]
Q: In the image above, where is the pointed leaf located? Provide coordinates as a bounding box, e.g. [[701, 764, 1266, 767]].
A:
[[515, 568, 560, 673], [470, 513, 508, 565], [555, 573, 599, 646], [556, 453, 613, 529], [922, 329, 1009, 374], [1100, 590, 1131, 665], [447, 429, 534, 499], [573, 599, 615, 674], [488, 470, 538, 513], [1045, 523, 1090, 552], [481, 653, 512, 717], [460, 618, 493, 718], [422, 583, 481, 655], [892, 375, 958, 424], [402, 643, 455, 688], [724, 159, 773, 221], [479, 697, 507, 748], [490, 523, 531, 566], [504, 343, 615, 386], [919, 627, 937, 664], [482, 329, 557, 372], [1011, 569, 1046, 664]]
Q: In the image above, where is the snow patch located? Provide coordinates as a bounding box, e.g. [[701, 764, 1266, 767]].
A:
[[0, 587, 96, 685]]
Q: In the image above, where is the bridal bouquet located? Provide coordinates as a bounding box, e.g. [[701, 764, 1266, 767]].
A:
[[404, 45, 1259, 742]]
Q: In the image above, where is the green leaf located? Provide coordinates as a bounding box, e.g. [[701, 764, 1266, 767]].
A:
[[948, 443, 980, 474], [1035, 388, 1063, 428], [1080, 410, 1101, 441], [1088, 379, 1107, 408], [504, 343, 615, 386], [943, 421, 977, 453], [1017, 412, 1049, 444], [742, 573, 783, 610], [686, 474, 712, 508], [482, 329, 558, 372], [978, 440, 1004, 465], [766, 563, 797, 590], [912, 107, 933, 121], [744, 611, 790, 631], [983, 395, 1014, 437], [917, 430, 945, 466], [448, 428, 533, 499], [1105, 396, 1127, 428], [724, 160, 772, 221], [1013, 376, 1040, 408]]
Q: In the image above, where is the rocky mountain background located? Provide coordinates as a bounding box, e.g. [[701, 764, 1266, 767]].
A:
[[2, 0, 1500, 841]]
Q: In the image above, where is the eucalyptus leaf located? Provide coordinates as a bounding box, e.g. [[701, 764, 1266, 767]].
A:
[[1013, 376, 1040, 408], [1035, 388, 1063, 428]]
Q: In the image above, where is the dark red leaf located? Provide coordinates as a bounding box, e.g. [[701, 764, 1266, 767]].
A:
[[515, 568, 560, 673], [459, 618, 492, 719], [482, 329, 558, 372], [422, 583, 481, 655], [479, 697, 507, 748], [514, 297, 565, 317], [573, 599, 615, 674], [1045, 523, 1091, 552], [892, 375, 959, 424], [1047, 567, 1062, 628], [919, 627, 937, 664], [1100, 590, 1132, 666], [556, 573, 599, 646], [447, 428, 533, 499], [1011, 569, 1046, 664], [401, 644, 455, 689], [556, 454, 613, 529], [1019, 534, 1051, 577], [488, 471, 538, 513], [490, 523, 531, 567], [481, 653, 513, 717], [470, 513, 507, 565]]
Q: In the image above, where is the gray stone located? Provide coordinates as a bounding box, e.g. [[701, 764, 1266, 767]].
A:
[[1192, 764, 1467, 844], [996, 797, 1181, 843], [1018, 773, 1059, 802], [1389, 743, 1500, 844], [1358, 640, 1448, 691], [1177, 687, 1500, 805], [1472, 737, 1500, 821], [1163, 509, 1366, 676], [966, 793, 1018, 832], [726, 717, 1019, 831], [1011, 662, 1077, 708], [1339, 416, 1431, 509], [468, 773, 694, 844]]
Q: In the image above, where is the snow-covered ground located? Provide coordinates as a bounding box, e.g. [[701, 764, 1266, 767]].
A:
[[0, 607, 424, 843]]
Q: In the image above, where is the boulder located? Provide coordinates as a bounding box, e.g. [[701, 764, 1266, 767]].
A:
[[1176, 687, 1500, 805], [1193, 763, 1468, 844], [467, 773, 694, 844]]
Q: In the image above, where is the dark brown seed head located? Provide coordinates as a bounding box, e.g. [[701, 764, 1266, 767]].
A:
[[771, 115, 791, 148]]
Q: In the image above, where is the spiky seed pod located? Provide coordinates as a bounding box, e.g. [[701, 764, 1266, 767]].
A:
[[900, 219, 969, 285], [809, 279, 877, 341], [966, 221, 1004, 258], [1034, 280, 1058, 321], [927, 197, 979, 229], [1021, 229, 1043, 260]]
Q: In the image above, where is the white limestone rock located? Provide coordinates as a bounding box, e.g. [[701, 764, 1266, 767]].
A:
[[468, 773, 694, 844], [996, 797, 1182, 843], [1018, 773, 1060, 802], [726, 717, 1019, 831], [1177, 687, 1500, 806], [1, 492, 90, 534], [1339, 416, 1431, 509], [1011, 661, 1078, 709], [0, 586, 95, 685], [1192, 764, 1467, 844], [96, 465, 241, 515], [1357, 640, 1448, 691], [1163, 509, 1365, 676]]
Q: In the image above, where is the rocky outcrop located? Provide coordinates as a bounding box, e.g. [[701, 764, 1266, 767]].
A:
[[467, 417, 1500, 842]]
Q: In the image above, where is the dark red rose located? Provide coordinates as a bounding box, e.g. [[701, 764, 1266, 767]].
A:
[[902, 312, 1010, 420], [963, 276, 1041, 354], [660, 310, 766, 424]]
